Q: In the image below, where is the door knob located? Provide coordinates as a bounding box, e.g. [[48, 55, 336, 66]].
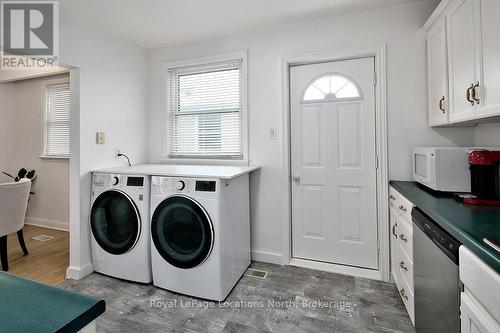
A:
[[292, 174, 300, 182]]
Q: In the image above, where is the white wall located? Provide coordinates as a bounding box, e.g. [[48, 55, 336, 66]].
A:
[[475, 124, 500, 147], [147, 0, 475, 262], [0, 83, 16, 182], [4, 74, 70, 231], [58, 10, 149, 278]]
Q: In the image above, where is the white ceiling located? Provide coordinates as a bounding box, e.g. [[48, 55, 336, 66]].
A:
[[60, 0, 420, 49]]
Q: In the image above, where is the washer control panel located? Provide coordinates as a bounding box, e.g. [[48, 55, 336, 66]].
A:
[[92, 173, 145, 189]]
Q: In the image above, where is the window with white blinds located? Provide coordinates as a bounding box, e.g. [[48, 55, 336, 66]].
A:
[[43, 81, 70, 157], [167, 59, 244, 159]]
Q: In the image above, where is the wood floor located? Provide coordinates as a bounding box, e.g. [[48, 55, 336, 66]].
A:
[[5, 225, 69, 286]]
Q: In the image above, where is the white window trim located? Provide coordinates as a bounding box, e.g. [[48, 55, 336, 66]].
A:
[[40, 77, 70, 160], [162, 51, 249, 165]]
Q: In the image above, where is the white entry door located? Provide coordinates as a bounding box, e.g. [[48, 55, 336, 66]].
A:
[[290, 57, 378, 269]]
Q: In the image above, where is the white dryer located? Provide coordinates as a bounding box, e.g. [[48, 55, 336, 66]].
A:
[[90, 173, 152, 283], [150, 175, 250, 301]]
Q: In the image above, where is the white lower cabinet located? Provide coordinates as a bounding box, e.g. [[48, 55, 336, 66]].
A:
[[388, 189, 500, 331], [461, 293, 500, 333], [459, 246, 500, 333], [389, 186, 415, 325]]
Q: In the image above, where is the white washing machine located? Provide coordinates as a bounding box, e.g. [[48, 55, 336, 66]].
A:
[[90, 173, 152, 283], [150, 175, 250, 301]]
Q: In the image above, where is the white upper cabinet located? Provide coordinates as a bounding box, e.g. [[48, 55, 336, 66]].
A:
[[478, 0, 500, 118], [427, 19, 449, 126], [447, 0, 480, 123], [424, 0, 500, 126]]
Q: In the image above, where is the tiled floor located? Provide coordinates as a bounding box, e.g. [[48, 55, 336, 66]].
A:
[[62, 262, 415, 333]]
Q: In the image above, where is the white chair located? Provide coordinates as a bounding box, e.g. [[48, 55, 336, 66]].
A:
[[0, 178, 31, 271]]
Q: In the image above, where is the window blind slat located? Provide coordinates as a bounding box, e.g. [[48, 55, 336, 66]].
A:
[[167, 59, 243, 158], [45, 82, 70, 157]]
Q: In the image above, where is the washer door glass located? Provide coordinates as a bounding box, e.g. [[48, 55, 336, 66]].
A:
[[151, 196, 213, 269], [90, 190, 140, 255]]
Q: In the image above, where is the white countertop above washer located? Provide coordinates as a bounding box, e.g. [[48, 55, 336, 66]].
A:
[[91, 164, 261, 180]]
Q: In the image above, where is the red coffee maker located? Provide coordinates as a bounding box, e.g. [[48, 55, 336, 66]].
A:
[[465, 150, 500, 206]]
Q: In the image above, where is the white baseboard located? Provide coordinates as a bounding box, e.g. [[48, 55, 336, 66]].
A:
[[66, 263, 93, 280], [289, 258, 382, 280], [26, 217, 69, 232], [251, 250, 283, 265]]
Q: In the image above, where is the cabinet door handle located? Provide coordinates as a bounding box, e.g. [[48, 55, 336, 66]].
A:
[[398, 205, 407, 212], [399, 288, 409, 300], [392, 224, 398, 238], [471, 81, 480, 105], [400, 261, 408, 271], [466, 85, 474, 106], [399, 233, 408, 242], [439, 96, 445, 113], [389, 194, 396, 201]]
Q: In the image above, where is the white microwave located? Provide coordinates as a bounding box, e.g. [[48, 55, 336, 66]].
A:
[[412, 147, 473, 192]]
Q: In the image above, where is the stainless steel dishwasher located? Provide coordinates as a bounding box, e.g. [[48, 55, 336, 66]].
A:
[[412, 207, 462, 333]]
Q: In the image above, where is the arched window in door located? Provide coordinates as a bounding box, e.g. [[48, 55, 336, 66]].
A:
[[302, 73, 362, 103]]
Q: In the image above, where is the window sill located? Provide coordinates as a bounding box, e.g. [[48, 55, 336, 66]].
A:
[[38, 155, 70, 161]]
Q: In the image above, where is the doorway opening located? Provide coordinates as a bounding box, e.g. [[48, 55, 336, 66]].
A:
[[0, 60, 77, 285]]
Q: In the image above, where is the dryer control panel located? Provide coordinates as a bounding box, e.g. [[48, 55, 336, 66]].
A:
[[151, 177, 221, 199]]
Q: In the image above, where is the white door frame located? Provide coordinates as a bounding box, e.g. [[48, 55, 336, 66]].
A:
[[280, 45, 390, 282]]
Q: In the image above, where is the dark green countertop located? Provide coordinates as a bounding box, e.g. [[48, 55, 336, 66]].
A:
[[0, 272, 105, 332], [390, 181, 500, 273]]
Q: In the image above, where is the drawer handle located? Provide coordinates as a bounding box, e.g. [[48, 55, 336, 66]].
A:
[[471, 81, 480, 105], [399, 261, 408, 271], [466, 85, 474, 106], [439, 96, 445, 113], [399, 233, 408, 242], [390, 195, 396, 201], [398, 205, 407, 212], [399, 288, 409, 300], [392, 224, 398, 238]]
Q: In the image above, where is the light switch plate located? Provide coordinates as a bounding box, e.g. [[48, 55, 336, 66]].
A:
[[269, 128, 277, 140], [96, 132, 105, 144]]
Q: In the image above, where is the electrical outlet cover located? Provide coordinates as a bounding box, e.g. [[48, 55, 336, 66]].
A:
[[96, 132, 105, 144]]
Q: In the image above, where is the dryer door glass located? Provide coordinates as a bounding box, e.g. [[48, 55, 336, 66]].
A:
[[151, 196, 213, 269], [91, 190, 140, 255]]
